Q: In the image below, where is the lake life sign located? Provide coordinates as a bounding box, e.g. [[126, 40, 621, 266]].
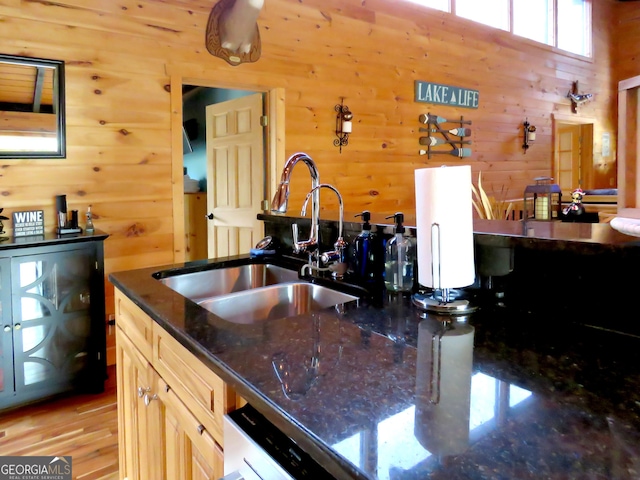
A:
[[415, 80, 479, 109], [13, 209, 45, 237]]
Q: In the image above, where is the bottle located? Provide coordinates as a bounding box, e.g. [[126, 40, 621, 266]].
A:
[[351, 211, 378, 283], [384, 212, 415, 293], [85, 205, 95, 233]]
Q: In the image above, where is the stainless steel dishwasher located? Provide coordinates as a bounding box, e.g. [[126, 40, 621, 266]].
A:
[[221, 404, 334, 480]]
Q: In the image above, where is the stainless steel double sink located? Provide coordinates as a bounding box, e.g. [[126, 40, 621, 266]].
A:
[[158, 263, 359, 324]]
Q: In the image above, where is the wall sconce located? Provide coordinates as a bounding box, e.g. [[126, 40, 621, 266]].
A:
[[334, 98, 352, 153], [523, 119, 536, 154]]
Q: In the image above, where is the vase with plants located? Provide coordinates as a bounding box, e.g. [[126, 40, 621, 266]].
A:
[[471, 172, 514, 220]]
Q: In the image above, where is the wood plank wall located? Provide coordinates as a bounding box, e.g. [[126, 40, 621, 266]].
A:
[[615, 2, 640, 82], [0, 0, 634, 315]]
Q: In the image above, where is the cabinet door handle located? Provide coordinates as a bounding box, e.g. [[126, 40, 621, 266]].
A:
[[197, 424, 205, 435], [205, 213, 214, 220], [14, 323, 21, 330], [144, 393, 158, 406], [137, 386, 150, 398], [3, 325, 10, 332]]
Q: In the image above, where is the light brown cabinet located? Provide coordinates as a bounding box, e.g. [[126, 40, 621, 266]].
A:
[[115, 289, 230, 480], [159, 375, 223, 480], [116, 327, 166, 480], [184, 193, 208, 262]]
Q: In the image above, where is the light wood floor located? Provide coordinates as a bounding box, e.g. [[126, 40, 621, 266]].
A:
[[0, 366, 119, 480]]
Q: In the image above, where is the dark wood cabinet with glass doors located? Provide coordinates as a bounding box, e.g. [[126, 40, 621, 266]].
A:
[[0, 231, 108, 410]]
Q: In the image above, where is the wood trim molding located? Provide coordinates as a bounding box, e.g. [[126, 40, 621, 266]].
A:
[[267, 88, 285, 207], [171, 73, 186, 263], [617, 76, 640, 216], [619, 74, 640, 92], [551, 112, 597, 125]]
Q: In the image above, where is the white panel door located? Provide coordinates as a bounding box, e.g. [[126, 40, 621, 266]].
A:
[[205, 93, 265, 258]]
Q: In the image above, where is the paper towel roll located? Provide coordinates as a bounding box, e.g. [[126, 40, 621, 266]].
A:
[[414, 165, 475, 289], [414, 318, 474, 456]]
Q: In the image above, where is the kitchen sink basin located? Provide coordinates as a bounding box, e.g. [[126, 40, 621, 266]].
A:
[[197, 282, 359, 324], [159, 263, 299, 303]]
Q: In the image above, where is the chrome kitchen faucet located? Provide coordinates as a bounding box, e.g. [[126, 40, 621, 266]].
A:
[[271, 152, 320, 250], [271, 152, 347, 278], [297, 183, 347, 279]]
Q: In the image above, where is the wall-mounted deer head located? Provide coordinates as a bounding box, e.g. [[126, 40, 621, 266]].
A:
[[206, 0, 264, 66]]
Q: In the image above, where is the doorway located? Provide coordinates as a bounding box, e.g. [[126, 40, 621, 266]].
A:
[[168, 70, 285, 263], [552, 113, 595, 198], [182, 87, 262, 260]]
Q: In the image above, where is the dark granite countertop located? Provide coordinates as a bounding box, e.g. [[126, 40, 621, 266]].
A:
[[110, 252, 640, 480]]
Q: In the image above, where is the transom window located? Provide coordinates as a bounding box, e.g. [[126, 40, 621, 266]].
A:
[[406, 0, 592, 57]]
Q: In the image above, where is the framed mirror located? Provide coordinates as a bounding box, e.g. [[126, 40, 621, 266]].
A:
[[0, 54, 65, 159]]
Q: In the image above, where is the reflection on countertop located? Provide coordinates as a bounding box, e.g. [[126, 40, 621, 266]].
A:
[[110, 253, 640, 480]]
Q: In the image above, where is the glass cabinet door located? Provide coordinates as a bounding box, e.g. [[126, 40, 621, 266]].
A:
[[11, 246, 94, 395], [0, 257, 13, 401]]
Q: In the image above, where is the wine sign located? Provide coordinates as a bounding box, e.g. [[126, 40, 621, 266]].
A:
[[12, 210, 45, 237], [414, 80, 479, 109]]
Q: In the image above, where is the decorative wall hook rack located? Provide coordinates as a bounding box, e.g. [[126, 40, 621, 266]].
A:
[[334, 98, 353, 153], [417, 113, 472, 158]]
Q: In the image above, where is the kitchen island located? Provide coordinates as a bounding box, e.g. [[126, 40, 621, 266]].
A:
[[110, 237, 640, 479]]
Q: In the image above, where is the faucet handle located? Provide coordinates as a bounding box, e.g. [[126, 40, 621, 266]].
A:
[[320, 236, 348, 264], [292, 222, 319, 254], [320, 237, 348, 280], [334, 236, 348, 251], [320, 250, 340, 264]]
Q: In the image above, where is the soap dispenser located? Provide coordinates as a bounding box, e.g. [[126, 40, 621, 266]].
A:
[[351, 211, 379, 283], [384, 212, 415, 293], [85, 205, 95, 233]]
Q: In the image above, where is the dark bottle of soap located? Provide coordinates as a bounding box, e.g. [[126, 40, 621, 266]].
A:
[[351, 211, 379, 283]]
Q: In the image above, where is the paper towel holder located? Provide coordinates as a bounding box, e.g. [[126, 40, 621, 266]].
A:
[[412, 223, 477, 315]]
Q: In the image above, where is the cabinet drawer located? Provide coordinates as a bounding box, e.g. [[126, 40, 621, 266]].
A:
[[153, 323, 236, 446], [115, 290, 153, 361]]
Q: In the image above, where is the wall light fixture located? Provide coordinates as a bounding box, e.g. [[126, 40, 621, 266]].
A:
[[334, 98, 353, 153], [522, 119, 536, 154]]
